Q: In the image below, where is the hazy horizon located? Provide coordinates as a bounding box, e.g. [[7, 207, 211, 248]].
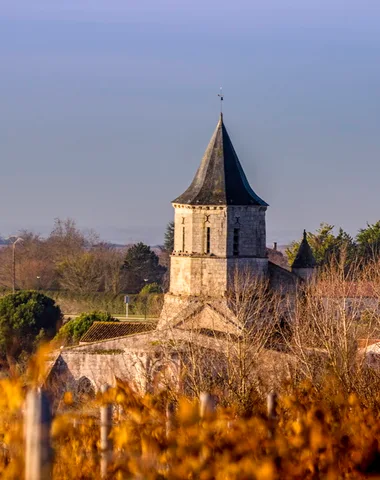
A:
[[1, 1, 380, 246]]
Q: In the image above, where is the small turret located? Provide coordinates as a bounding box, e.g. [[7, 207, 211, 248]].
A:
[[291, 230, 316, 282]]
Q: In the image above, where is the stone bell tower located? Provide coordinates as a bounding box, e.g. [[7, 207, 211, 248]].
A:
[[169, 113, 268, 298]]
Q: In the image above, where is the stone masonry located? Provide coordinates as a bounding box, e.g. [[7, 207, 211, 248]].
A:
[[170, 204, 268, 296]]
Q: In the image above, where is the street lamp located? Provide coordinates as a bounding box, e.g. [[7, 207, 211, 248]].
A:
[[9, 237, 24, 293], [143, 279, 149, 320]]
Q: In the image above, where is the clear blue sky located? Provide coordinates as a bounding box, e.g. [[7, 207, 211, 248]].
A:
[[1, 1, 380, 245]]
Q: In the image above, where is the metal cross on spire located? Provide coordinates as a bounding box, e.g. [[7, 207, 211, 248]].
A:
[[217, 87, 224, 114]]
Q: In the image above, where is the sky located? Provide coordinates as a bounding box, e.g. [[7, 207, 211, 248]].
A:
[[1, 1, 380, 245]]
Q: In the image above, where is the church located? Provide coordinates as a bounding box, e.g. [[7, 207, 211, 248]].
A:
[[47, 113, 316, 395]]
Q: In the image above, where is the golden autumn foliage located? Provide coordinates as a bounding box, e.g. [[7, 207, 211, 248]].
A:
[[4, 254, 380, 479], [1, 373, 380, 479]]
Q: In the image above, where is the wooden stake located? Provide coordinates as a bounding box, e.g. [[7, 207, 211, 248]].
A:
[[199, 392, 216, 419], [100, 384, 113, 479], [25, 389, 52, 480], [166, 400, 175, 438], [267, 391, 278, 420]]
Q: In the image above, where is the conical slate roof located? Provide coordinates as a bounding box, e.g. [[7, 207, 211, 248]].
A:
[[292, 230, 317, 269], [173, 114, 268, 206]]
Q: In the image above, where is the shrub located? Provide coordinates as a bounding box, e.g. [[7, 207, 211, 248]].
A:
[[139, 282, 163, 295], [55, 311, 118, 346], [0, 291, 61, 368]]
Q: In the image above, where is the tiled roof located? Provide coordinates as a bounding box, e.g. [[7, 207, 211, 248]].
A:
[[173, 114, 268, 206], [80, 321, 156, 343]]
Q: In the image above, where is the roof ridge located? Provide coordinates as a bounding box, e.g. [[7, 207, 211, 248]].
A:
[[91, 321, 155, 325]]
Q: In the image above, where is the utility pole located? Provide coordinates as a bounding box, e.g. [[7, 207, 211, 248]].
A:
[[12, 243, 15, 294], [11, 237, 24, 293]]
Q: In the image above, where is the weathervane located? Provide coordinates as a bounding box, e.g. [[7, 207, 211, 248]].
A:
[[217, 87, 224, 114]]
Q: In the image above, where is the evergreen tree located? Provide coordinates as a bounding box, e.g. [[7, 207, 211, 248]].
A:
[[123, 242, 166, 293], [0, 291, 61, 367], [325, 228, 357, 267], [356, 221, 380, 261], [164, 221, 175, 252]]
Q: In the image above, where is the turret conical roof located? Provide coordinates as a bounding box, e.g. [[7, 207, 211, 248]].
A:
[[173, 114, 268, 206], [292, 230, 317, 269]]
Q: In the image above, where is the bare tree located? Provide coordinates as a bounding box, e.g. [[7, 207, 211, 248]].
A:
[[222, 268, 283, 407], [0, 231, 56, 290], [93, 244, 126, 294], [46, 218, 98, 262], [57, 253, 103, 294], [156, 268, 284, 410], [284, 253, 380, 396]]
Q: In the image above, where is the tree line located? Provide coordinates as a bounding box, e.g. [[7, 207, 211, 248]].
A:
[[0, 218, 168, 294]]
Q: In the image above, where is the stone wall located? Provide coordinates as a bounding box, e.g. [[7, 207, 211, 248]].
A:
[[173, 204, 267, 258], [56, 339, 181, 394], [170, 203, 268, 296], [268, 262, 299, 294], [292, 267, 315, 283], [226, 205, 267, 257], [173, 204, 227, 256], [170, 256, 228, 296], [59, 350, 150, 393], [159, 294, 194, 326]]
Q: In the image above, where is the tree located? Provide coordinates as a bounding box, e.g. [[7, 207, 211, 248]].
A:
[[57, 252, 103, 293], [139, 283, 163, 295], [46, 218, 99, 262], [160, 268, 283, 411], [224, 268, 281, 409], [134, 283, 164, 318], [123, 243, 166, 293], [356, 221, 380, 261], [283, 259, 380, 394], [164, 221, 175, 252], [0, 291, 62, 368], [93, 244, 126, 294], [15, 230, 56, 290], [326, 228, 357, 268], [55, 311, 118, 346], [47, 218, 87, 259], [0, 230, 56, 291]]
